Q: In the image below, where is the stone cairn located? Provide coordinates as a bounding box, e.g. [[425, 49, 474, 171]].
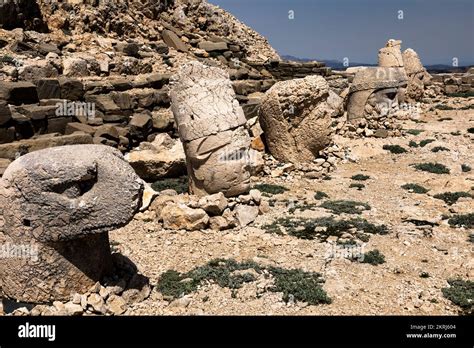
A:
[[170, 61, 252, 197], [0, 145, 143, 303]]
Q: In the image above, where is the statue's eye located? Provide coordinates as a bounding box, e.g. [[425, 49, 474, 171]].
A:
[[49, 177, 97, 199]]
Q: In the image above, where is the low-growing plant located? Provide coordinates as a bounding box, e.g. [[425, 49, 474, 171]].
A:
[[321, 200, 371, 215], [438, 117, 453, 121], [448, 213, 474, 229], [434, 192, 473, 205], [419, 139, 436, 147], [406, 129, 424, 136], [447, 91, 474, 98], [349, 183, 365, 190], [382, 144, 407, 154], [450, 131, 461, 136], [461, 164, 472, 173], [412, 162, 450, 174], [468, 128, 474, 134], [262, 216, 388, 242], [420, 272, 430, 278], [314, 191, 329, 200], [442, 279, 474, 312], [360, 250, 386, 265], [351, 174, 370, 181], [434, 104, 454, 110], [151, 177, 188, 194], [156, 259, 332, 305], [431, 146, 450, 153], [253, 184, 289, 195], [401, 183, 429, 194], [409, 140, 419, 148]]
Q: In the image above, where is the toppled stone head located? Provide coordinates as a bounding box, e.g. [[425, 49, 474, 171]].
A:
[[0, 145, 143, 303], [170, 61, 252, 197], [259, 75, 342, 163], [347, 67, 408, 121], [402, 48, 432, 101]]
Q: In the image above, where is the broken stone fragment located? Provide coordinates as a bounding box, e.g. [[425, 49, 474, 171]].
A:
[[0, 144, 143, 303], [402, 48, 432, 102], [234, 204, 259, 227], [378, 39, 404, 68], [161, 203, 209, 231], [170, 61, 251, 197]]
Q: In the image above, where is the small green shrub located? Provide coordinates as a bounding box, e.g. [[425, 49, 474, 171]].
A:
[[447, 91, 474, 98], [409, 140, 419, 148], [420, 272, 430, 278], [151, 177, 188, 194], [349, 183, 365, 190], [467, 128, 474, 134], [419, 139, 436, 147], [263, 216, 388, 242], [406, 129, 424, 136], [253, 184, 289, 195], [314, 191, 329, 200], [434, 192, 473, 205], [156, 259, 332, 305], [461, 164, 472, 172], [401, 183, 429, 194], [321, 200, 371, 215], [431, 146, 450, 153], [434, 104, 454, 110], [451, 131, 461, 136], [360, 250, 386, 265], [351, 174, 370, 181], [442, 279, 474, 312], [383, 144, 407, 154], [448, 213, 474, 229], [413, 162, 450, 174], [438, 117, 453, 121]]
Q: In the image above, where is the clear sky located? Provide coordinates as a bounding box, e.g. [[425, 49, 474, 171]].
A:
[[209, 0, 474, 65]]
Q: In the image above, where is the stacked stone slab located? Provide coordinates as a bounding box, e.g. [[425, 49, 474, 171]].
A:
[[0, 145, 143, 303], [170, 61, 251, 197], [259, 75, 343, 163]]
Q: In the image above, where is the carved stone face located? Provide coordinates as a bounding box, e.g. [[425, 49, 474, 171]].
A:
[[184, 127, 251, 197], [0, 145, 143, 303]]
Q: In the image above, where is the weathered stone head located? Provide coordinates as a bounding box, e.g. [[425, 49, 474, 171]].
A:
[[259, 75, 342, 163], [402, 48, 432, 101], [378, 39, 404, 68], [347, 67, 408, 120], [0, 145, 143, 303], [170, 61, 251, 197]]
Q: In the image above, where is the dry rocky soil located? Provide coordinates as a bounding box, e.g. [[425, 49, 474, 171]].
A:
[[111, 99, 473, 315]]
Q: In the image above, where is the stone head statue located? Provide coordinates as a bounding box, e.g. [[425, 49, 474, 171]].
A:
[[378, 39, 404, 68], [403, 48, 432, 101], [347, 67, 408, 120], [170, 61, 251, 197], [0, 145, 143, 303]]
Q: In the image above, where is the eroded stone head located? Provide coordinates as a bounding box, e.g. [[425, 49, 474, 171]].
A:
[[0, 144, 143, 303]]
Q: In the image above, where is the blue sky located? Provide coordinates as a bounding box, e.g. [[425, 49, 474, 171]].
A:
[[209, 0, 474, 65]]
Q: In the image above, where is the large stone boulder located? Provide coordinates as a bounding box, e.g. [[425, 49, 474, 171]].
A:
[[402, 48, 432, 101], [0, 145, 143, 303], [259, 75, 341, 163], [170, 61, 252, 197], [347, 67, 408, 121]]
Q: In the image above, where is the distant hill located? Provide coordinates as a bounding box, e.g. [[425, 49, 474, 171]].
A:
[[281, 55, 473, 73]]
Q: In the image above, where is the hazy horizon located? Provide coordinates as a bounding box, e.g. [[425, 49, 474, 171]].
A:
[[209, 0, 474, 66]]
